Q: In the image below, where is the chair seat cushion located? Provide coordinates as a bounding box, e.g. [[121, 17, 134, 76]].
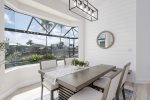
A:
[[104, 71, 115, 77], [68, 87, 103, 100], [93, 77, 110, 89], [43, 79, 58, 90]]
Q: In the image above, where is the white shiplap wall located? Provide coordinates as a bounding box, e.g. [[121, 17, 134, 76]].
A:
[[85, 0, 136, 82]]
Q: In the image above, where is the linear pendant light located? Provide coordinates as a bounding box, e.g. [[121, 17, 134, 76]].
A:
[[69, 0, 98, 21]]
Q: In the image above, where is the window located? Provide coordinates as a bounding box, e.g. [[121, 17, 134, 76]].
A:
[[4, 6, 79, 69]]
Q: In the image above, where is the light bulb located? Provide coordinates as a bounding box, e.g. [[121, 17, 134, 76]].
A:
[[88, 7, 91, 14], [92, 13, 95, 16], [88, 10, 91, 14], [74, 1, 77, 6], [92, 10, 95, 16], [83, 4, 87, 12], [80, 4, 83, 9], [79, 0, 83, 9], [84, 7, 87, 12]]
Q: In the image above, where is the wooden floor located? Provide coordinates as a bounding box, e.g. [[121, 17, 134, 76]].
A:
[[125, 82, 150, 100], [4, 82, 150, 100], [134, 83, 150, 100]]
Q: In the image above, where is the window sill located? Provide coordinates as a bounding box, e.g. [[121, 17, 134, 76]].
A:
[[5, 63, 40, 73]]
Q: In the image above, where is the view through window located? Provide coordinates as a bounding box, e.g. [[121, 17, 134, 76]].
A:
[[4, 6, 79, 69]]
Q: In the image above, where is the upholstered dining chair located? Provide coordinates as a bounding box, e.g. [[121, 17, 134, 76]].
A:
[[68, 69, 122, 100], [64, 58, 75, 65], [93, 68, 121, 92], [116, 62, 131, 100], [40, 60, 58, 100], [93, 62, 131, 100]]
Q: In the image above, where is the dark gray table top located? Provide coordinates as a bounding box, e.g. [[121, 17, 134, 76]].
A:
[[57, 64, 116, 92]]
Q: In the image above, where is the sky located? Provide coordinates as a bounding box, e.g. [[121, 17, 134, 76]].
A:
[[4, 9, 78, 46]]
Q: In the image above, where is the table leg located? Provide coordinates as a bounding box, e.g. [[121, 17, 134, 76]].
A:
[[58, 85, 75, 100]]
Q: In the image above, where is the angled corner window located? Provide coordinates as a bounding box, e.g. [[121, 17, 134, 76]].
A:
[[4, 6, 79, 69]]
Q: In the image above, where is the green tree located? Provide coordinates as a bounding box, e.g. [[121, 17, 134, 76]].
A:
[[41, 20, 53, 53], [0, 39, 10, 67], [0, 41, 5, 66], [26, 40, 33, 46], [41, 20, 53, 31], [0, 42, 5, 51], [58, 24, 64, 42]]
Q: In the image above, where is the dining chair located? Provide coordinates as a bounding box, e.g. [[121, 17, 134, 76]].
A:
[[93, 62, 131, 100], [64, 58, 75, 65], [40, 60, 58, 100], [68, 69, 122, 100], [116, 62, 131, 100], [93, 68, 121, 92]]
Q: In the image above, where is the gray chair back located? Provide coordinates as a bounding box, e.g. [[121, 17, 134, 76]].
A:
[[102, 70, 122, 100], [65, 58, 74, 65], [40, 60, 57, 70], [115, 62, 131, 99], [121, 62, 131, 87]]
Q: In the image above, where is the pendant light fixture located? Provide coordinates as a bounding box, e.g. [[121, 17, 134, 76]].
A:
[[69, 0, 98, 21]]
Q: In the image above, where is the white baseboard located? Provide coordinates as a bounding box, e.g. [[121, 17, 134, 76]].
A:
[[0, 79, 40, 100], [135, 79, 150, 84]]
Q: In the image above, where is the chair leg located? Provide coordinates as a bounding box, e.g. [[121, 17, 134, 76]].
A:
[[50, 90, 54, 100], [115, 87, 120, 100], [113, 97, 116, 100], [41, 84, 44, 100], [116, 93, 120, 100], [122, 87, 126, 100]]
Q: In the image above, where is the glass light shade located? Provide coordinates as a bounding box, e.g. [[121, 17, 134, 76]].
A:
[[80, 4, 83, 9], [92, 13, 95, 16], [87, 7, 91, 14], [83, 4, 87, 12], [92, 10, 95, 16], [74, 1, 77, 6], [84, 8, 87, 12], [88, 10, 91, 14]]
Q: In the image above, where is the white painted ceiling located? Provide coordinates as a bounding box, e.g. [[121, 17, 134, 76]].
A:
[[16, 0, 78, 21], [14, 0, 98, 22]]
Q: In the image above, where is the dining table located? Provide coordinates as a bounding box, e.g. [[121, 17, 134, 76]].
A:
[[38, 64, 116, 100]]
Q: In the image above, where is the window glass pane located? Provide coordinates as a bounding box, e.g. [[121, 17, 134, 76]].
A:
[[61, 38, 69, 58], [35, 18, 55, 33], [28, 19, 46, 33], [15, 13, 32, 30], [5, 31, 47, 68], [74, 39, 79, 57], [47, 37, 68, 59], [74, 27, 79, 32], [50, 24, 61, 36], [68, 39, 74, 57], [65, 29, 74, 38], [73, 28, 79, 38], [5, 9, 15, 29], [5, 9, 33, 30], [61, 38, 69, 47], [67, 39, 78, 57], [61, 26, 72, 36], [51, 24, 73, 36], [47, 37, 60, 46], [47, 37, 71, 58]]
